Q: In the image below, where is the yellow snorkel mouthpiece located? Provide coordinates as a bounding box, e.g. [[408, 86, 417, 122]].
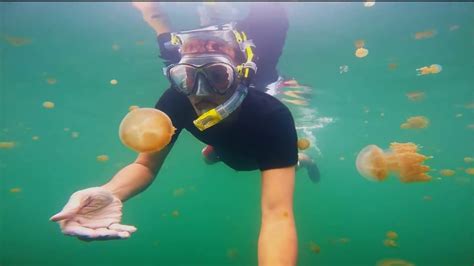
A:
[[193, 108, 223, 131], [193, 85, 248, 131]]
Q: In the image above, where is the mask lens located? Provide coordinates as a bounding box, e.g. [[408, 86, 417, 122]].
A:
[[204, 64, 234, 94], [169, 65, 197, 94]]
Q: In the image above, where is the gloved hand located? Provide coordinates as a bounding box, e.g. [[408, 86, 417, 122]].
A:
[[50, 187, 137, 241]]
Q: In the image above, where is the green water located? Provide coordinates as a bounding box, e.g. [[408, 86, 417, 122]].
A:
[[1, 2, 473, 266]]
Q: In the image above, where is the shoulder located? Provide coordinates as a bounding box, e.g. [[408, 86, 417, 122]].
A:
[[244, 89, 293, 118]]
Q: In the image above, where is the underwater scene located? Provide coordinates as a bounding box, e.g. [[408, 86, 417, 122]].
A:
[[1, 2, 473, 266]]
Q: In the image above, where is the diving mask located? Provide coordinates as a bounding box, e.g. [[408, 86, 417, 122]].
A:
[[166, 55, 237, 96]]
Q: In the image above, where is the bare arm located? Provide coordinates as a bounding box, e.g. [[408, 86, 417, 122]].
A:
[[258, 166, 298, 266], [101, 143, 174, 202], [132, 2, 171, 35]]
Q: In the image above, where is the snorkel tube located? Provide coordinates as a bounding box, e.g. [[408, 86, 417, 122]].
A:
[[193, 84, 248, 131]]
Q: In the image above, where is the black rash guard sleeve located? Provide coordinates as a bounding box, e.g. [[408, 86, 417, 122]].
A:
[[255, 106, 298, 171], [154, 88, 190, 144]]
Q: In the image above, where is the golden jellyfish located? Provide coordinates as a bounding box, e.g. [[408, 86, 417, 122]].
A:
[[416, 64, 442, 76], [400, 116, 429, 129], [386, 231, 398, 239], [71, 131, 80, 139], [355, 48, 369, 58], [226, 248, 238, 259], [364, 0, 375, 7], [355, 142, 432, 183], [119, 108, 175, 153], [171, 210, 180, 217], [32, 136, 39, 141], [406, 91, 425, 102], [439, 169, 455, 177], [377, 258, 415, 266], [414, 29, 436, 40], [297, 138, 310, 150], [42, 101, 55, 109], [388, 63, 398, 70], [4, 35, 31, 47], [96, 154, 109, 162], [46, 78, 57, 85], [110, 79, 118, 85], [429, 64, 442, 74], [309, 241, 321, 254], [0, 141, 15, 149], [112, 44, 120, 51], [383, 239, 398, 247], [464, 157, 474, 163], [10, 188, 22, 193], [354, 39, 365, 48], [465, 168, 474, 175], [173, 187, 185, 197]]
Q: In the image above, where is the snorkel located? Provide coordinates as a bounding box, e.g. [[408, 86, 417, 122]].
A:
[[193, 84, 248, 131]]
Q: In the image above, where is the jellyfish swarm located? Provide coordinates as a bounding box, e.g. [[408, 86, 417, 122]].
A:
[[119, 108, 175, 153], [356, 142, 432, 183]]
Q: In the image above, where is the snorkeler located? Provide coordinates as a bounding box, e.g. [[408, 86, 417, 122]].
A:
[[132, 2, 320, 182], [51, 23, 299, 266]]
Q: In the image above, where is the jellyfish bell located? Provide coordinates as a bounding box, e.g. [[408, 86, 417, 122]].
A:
[[356, 144, 389, 181], [119, 108, 176, 153], [429, 64, 442, 74], [355, 48, 369, 58]]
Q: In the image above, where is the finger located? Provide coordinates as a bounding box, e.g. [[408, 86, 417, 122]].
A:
[[50, 195, 87, 222], [108, 223, 137, 233], [77, 228, 130, 242], [62, 224, 97, 238]]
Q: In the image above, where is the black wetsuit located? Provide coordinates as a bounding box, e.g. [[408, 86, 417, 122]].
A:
[[155, 88, 298, 171], [156, 3, 289, 90]]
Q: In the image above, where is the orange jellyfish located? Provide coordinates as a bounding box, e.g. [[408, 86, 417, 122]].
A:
[[0, 141, 15, 149], [400, 116, 429, 129], [171, 210, 180, 217], [309, 241, 321, 254], [46, 78, 57, 85], [416, 64, 442, 76], [406, 91, 425, 102], [227, 248, 238, 259], [3, 35, 32, 46], [377, 258, 415, 266], [354, 39, 365, 48], [110, 79, 118, 85], [10, 188, 22, 193], [465, 168, 474, 175], [297, 138, 310, 150], [386, 231, 398, 239], [383, 239, 398, 247], [96, 155, 109, 162], [355, 48, 369, 58], [173, 187, 185, 197], [414, 29, 436, 40], [355, 142, 432, 183], [42, 101, 55, 109], [439, 169, 455, 177], [119, 108, 175, 153]]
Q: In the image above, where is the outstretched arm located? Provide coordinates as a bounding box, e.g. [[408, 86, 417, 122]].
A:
[[258, 166, 298, 266]]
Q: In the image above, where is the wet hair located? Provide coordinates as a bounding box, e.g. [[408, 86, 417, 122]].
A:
[[181, 37, 245, 65]]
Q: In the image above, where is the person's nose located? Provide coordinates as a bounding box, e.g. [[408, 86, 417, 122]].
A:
[[194, 75, 212, 96]]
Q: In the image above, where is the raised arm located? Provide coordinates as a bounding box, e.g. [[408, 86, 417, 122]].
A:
[[132, 2, 171, 36]]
